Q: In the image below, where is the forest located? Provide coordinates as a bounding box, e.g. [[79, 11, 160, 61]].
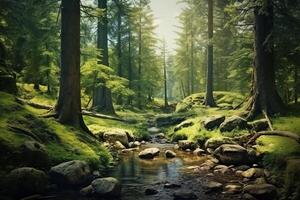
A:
[[0, 0, 300, 200]]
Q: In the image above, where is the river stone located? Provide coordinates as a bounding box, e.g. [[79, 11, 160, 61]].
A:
[[165, 150, 176, 158], [103, 130, 129, 147], [173, 190, 197, 200], [155, 133, 166, 139], [203, 115, 225, 130], [91, 177, 121, 197], [204, 181, 223, 192], [164, 183, 181, 189], [113, 141, 126, 150], [243, 184, 277, 200], [178, 140, 197, 150], [145, 188, 158, 195], [213, 144, 248, 165], [129, 141, 141, 148], [148, 127, 161, 134], [138, 148, 160, 159], [204, 137, 237, 150], [193, 148, 205, 156], [249, 119, 269, 132], [49, 160, 91, 187], [6, 167, 48, 198], [213, 165, 231, 175], [224, 184, 242, 194], [242, 168, 265, 179], [219, 116, 248, 132], [174, 120, 194, 132]]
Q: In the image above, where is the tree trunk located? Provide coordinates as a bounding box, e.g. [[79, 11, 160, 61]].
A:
[[93, 0, 115, 115], [163, 41, 168, 107], [137, 1, 142, 109], [295, 65, 298, 104], [55, 0, 88, 131], [204, 0, 216, 107], [116, 0, 123, 105], [127, 26, 133, 105], [246, 0, 284, 119], [190, 19, 195, 94]]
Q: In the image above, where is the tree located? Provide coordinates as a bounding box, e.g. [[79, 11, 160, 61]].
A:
[[204, 0, 216, 107], [92, 0, 115, 115], [162, 40, 168, 107], [245, 0, 284, 119], [55, 0, 88, 131]]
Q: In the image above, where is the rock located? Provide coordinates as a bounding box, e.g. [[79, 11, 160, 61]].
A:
[[247, 148, 261, 163], [80, 185, 94, 196], [249, 119, 269, 132], [213, 144, 248, 165], [204, 181, 223, 192], [235, 165, 251, 171], [145, 188, 158, 195], [126, 131, 135, 142], [243, 184, 277, 200], [155, 115, 186, 127], [242, 168, 265, 179], [113, 141, 126, 150], [243, 193, 258, 200], [193, 148, 205, 156], [6, 167, 48, 198], [173, 190, 197, 200], [203, 115, 225, 130], [178, 140, 198, 150], [224, 184, 242, 194], [174, 120, 194, 132], [138, 148, 160, 159], [49, 160, 91, 187], [91, 177, 121, 197], [174, 144, 180, 150], [20, 141, 49, 169], [235, 170, 244, 177], [148, 127, 161, 134], [103, 130, 129, 147], [255, 177, 267, 184], [141, 140, 146, 144], [219, 116, 248, 132], [155, 133, 165, 139], [213, 165, 231, 175], [165, 150, 176, 158], [204, 137, 237, 150], [164, 183, 181, 189]]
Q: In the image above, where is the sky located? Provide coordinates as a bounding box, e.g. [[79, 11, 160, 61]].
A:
[[150, 0, 185, 53]]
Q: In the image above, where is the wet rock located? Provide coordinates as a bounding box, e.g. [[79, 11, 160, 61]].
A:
[[178, 140, 198, 150], [219, 116, 248, 132], [174, 120, 194, 132], [235, 170, 244, 177], [203, 115, 225, 130], [141, 140, 146, 144], [20, 140, 49, 169], [213, 165, 231, 175], [254, 177, 267, 184], [243, 184, 277, 200], [91, 177, 121, 197], [113, 141, 126, 150], [147, 127, 161, 134], [103, 130, 129, 147], [128, 141, 141, 148], [138, 148, 160, 159], [235, 165, 251, 171], [155, 133, 166, 139], [173, 190, 197, 200], [242, 168, 265, 179], [205, 137, 237, 150], [174, 144, 180, 150], [164, 183, 181, 189], [224, 184, 242, 194], [204, 181, 223, 192], [249, 119, 269, 132], [165, 150, 176, 158], [6, 167, 48, 198], [145, 188, 158, 195], [80, 185, 94, 196], [49, 160, 91, 187], [193, 148, 205, 156], [213, 144, 248, 165], [121, 148, 138, 153]]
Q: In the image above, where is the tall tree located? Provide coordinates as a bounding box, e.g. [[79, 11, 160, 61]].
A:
[[163, 40, 168, 107], [92, 0, 115, 114], [204, 0, 216, 106], [246, 0, 284, 118], [55, 0, 88, 131]]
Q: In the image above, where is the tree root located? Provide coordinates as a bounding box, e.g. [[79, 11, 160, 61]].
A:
[[247, 131, 300, 145]]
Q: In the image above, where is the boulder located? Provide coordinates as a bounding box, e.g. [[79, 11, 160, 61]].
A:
[[193, 148, 205, 156], [148, 127, 161, 134], [138, 148, 160, 159], [213, 144, 248, 165], [203, 115, 225, 130], [219, 116, 248, 132], [249, 119, 269, 132], [155, 115, 186, 127], [204, 137, 236, 151], [113, 141, 126, 150], [178, 140, 198, 150], [49, 160, 91, 187], [173, 190, 197, 200], [243, 184, 277, 200], [91, 177, 121, 197], [6, 167, 48, 198], [165, 150, 176, 158], [103, 130, 129, 147], [20, 140, 49, 169], [242, 168, 265, 179], [174, 120, 194, 132]]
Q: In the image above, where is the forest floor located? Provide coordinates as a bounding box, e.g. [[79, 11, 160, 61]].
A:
[[0, 84, 300, 199]]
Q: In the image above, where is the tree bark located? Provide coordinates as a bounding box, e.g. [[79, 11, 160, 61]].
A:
[[93, 0, 115, 115], [295, 65, 298, 104], [163, 40, 168, 107], [127, 26, 133, 105], [116, 0, 123, 105], [204, 0, 216, 107], [55, 0, 88, 131], [137, 0, 142, 109], [246, 0, 284, 119]]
